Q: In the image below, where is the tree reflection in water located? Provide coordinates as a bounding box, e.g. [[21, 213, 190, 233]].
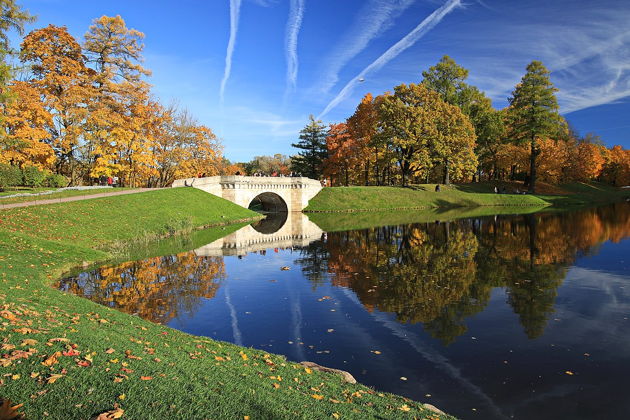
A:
[[58, 203, 630, 342], [59, 253, 226, 324], [296, 203, 630, 344]]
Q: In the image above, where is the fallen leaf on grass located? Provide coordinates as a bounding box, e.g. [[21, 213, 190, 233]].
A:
[[46, 374, 64, 384], [311, 394, 324, 400], [105, 348, 115, 354], [140, 376, 153, 381], [42, 352, 61, 366], [399, 404, 411, 412], [92, 408, 124, 420], [0, 399, 24, 420]]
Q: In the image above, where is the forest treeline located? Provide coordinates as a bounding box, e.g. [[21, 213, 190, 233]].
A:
[[290, 57, 630, 192], [0, 5, 239, 188]]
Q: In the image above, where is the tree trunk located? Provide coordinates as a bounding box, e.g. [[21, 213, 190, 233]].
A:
[[529, 138, 537, 193], [443, 158, 450, 185]]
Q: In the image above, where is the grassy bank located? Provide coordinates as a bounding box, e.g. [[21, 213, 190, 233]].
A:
[[0, 188, 452, 419], [307, 205, 548, 232], [305, 182, 629, 213]]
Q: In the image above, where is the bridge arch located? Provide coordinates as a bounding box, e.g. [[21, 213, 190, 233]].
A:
[[248, 192, 288, 213]]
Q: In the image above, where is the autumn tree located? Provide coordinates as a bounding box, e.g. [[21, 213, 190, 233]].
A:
[[378, 83, 476, 185], [82, 15, 153, 184], [20, 24, 96, 183], [323, 123, 359, 186], [377, 84, 435, 186], [421, 56, 505, 181], [0, 81, 54, 168], [244, 153, 292, 175], [507, 60, 565, 193], [346, 93, 381, 185], [431, 99, 477, 184], [291, 115, 328, 178]]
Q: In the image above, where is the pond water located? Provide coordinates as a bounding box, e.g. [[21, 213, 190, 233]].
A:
[[58, 203, 630, 420]]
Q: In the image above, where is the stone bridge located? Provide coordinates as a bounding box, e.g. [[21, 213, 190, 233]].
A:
[[194, 212, 324, 257], [172, 175, 322, 212]]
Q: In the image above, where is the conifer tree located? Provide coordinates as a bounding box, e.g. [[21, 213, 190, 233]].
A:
[[508, 60, 564, 193], [291, 115, 328, 179]]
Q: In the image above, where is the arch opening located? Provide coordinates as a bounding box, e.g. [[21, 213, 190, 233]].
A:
[[251, 212, 288, 234], [248, 192, 288, 214]]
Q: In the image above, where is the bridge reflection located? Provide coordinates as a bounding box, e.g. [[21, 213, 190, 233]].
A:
[[194, 212, 324, 257]]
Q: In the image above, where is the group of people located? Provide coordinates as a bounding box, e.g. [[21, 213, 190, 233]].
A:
[[494, 186, 528, 194], [248, 172, 302, 177], [96, 175, 119, 187]]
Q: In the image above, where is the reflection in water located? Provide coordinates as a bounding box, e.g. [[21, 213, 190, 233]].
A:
[[299, 204, 630, 343], [59, 253, 226, 324], [58, 203, 630, 420], [250, 212, 288, 234]]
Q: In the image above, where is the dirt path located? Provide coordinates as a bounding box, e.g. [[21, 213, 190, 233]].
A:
[[0, 188, 163, 210]]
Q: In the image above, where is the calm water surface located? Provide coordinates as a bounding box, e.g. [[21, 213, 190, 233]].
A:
[[59, 204, 630, 420]]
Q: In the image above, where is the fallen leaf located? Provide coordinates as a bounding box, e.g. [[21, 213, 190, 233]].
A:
[[46, 374, 64, 384], [399, 404, 411, 412], [105, 348, 115, 354], [92, 408, 124, 419], [311, 394, 324, 400], [140, 376, 153, 381]]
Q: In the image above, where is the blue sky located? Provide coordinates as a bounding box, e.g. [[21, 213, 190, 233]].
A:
[[16, 0, 630, 161]]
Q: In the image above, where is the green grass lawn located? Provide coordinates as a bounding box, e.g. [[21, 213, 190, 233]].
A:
[[305, 182, 630, 213], [305, 184, 549, 212], [0, 188, 453, 420], [0, 187, 131, 205]]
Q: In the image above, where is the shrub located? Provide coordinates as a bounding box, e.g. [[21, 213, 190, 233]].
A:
[[0, 164, 23, 190], [21, 165, 47, 188], [44, 173, 68, 188]]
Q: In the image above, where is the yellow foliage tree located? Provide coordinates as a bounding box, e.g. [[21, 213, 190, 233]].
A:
[[0, 81, 54, 169]]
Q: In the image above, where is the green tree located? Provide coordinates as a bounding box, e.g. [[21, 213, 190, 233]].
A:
[[507, 60, 564, 193], [0, 0, 35, 120], [421, 55, 505, 181], [291, 115, 328, 178]]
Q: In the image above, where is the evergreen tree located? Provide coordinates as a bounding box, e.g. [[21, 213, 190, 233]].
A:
[[507, 60, 564, 193], [291, 115, 328, 178]]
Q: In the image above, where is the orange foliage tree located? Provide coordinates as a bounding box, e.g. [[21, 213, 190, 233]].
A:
[[0, 81, 54, 169]]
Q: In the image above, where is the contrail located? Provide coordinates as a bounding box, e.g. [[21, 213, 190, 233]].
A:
[[318, 0, 462, 119], [224, 284, 243, 346], [220, 0, 242, 105], [284, 0, 305, 102], [339, 287, 508, 419], [318, 0, 415, 94]]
